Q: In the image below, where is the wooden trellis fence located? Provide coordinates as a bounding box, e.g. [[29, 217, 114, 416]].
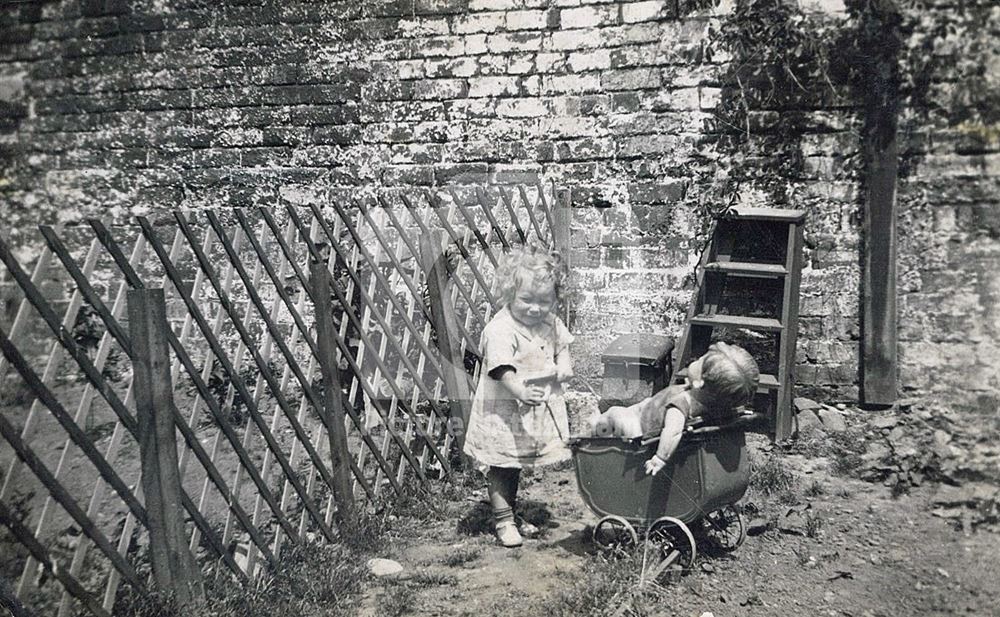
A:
[[0, 185, 569, 617]]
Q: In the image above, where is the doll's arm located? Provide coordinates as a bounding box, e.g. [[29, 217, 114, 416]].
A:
[[644, 407, 686, 475]]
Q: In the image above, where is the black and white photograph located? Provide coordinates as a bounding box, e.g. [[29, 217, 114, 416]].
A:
[[0, 0, 997, 615]]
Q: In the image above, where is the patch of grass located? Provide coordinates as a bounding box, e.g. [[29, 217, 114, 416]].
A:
[[442, 547, 480, 567], [526, 552, 667, 617]]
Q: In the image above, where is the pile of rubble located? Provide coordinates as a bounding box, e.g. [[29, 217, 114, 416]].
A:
[[793, 396, 1000, 532]]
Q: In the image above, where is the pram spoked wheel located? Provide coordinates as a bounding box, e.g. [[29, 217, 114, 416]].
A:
[[702, 505, 746, 552], [592, 515, 638, 554], [647, 516, 697, 570]]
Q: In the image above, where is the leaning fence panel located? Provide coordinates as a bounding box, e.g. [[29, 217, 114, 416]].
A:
[[0, 185, 561, 615]]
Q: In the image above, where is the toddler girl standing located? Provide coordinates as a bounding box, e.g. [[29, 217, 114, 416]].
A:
[[463, 246, 573, 548]]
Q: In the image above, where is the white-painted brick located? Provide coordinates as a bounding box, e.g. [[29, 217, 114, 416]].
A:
[[452, 12, 505, 34], [487, 32, 544, 53], [424, 57, 479, 78], [465, 34, 489, 55], [535, 52, 567, 72], [416, 36, 466, 57], [468, 76, 520, 98], [399, 17, 451, 36], [496, 98, 550, 117], [621, 1, 667, 23], [560, 5, 618, 28], [538, 116, 600, 138], [568, 49, 612, 71], [395, 59, 425, 79], [507, 53, 535, 74], [543, 73, 601, 94], [521, 74, 541, 95], [506, 9, 548, 30], [469, 0, 520, 9], [548, 29, 599, 51], [698, 86, 721, 109]]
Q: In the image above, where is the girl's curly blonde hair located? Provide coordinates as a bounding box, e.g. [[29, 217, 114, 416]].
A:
[[495, 245, 566, 307]]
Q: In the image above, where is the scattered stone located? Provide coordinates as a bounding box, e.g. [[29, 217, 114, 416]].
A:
[[367, 558, 404, 578], [937, 568, 950, 578], [794, 397, 822, 412], [871, 416, 899, 430], [796, 409, 823, 433], [817, 407, 847, 432], [700, 562, 715, 573], [748, 517, 770, 536], [699, 612, 715, 617]]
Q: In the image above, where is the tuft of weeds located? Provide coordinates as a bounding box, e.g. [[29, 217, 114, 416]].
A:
[[804, 479, 825, 497], [442, 547, 481, 567], [805, 511, 824, 538], [375, 582, 414, 617], [749, 452, 797, 501], [408, 571, 458, 586]]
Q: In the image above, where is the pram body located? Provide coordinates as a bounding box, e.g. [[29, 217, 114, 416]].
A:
[[568, 414, 761, 569]]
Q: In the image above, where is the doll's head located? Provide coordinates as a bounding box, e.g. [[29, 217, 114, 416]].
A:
[[496, 246, 565, 327], [687, 342, 760, 411]]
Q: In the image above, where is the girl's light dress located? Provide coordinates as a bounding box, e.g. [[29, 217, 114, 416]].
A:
[[463, 307, 573, 470]]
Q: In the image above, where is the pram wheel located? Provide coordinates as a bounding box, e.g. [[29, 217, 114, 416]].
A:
[[592, 515, 638, 554], [647, 516, 697, 570], [703, 505, 746, 552]]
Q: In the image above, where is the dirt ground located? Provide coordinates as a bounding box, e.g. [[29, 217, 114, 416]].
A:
[[357, 437, 1000, 617]]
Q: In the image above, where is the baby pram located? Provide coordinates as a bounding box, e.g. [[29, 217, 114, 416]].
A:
[[568, 413, 763, 573]]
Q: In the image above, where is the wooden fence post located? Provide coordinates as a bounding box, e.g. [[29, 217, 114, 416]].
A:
[[419, 231, 474, 467], [127, 289, 204, 607], [309, 261, 355, 525], [553, 187, 573, 324]]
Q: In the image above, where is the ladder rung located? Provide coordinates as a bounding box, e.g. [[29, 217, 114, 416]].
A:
[[704, 262, 787, 277], [690, 314, 784, 332], [674, 369, 780, 391], [757, 374, 780, 390], [723, 207, 806, 223]]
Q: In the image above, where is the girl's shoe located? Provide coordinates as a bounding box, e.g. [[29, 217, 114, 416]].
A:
[[495, 521, 523, 547]]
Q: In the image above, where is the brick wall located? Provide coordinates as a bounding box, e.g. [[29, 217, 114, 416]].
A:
[[0, 0, 997, 413]]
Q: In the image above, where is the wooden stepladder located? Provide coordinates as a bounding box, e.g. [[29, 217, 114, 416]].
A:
[[672, 207, 806, 441]]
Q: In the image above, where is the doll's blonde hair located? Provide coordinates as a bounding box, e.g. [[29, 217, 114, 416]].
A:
[[495, 245, 565, 307], [700, 342, 760, 412]]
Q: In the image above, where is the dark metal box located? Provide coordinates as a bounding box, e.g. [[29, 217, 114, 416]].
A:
[[600, 333, 674, 410]]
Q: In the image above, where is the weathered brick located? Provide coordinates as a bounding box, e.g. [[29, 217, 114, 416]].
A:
[[567, 49, 612, 71], [415, 0, 469, 15], [413, 78, 468, 99], [506, 9, 548, 30], [486, 31, 543, 53], [622, 1, 675, 23], [452, 12, 505, 34], [467, 75, 520, 97], [559, 5, 618, 28], [434, 162, 489, 184], [496, 97, 549, 117], [601, 68, 661, 91], [542, 73, 601, 94]]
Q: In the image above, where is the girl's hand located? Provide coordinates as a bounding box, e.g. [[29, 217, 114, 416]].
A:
[[515, 384, 547, 407], [644, 455, 667, 476]]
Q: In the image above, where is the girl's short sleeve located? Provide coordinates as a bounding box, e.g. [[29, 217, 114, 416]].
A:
[[481, 319, 517, 375], [554, 317, 574, 354]]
